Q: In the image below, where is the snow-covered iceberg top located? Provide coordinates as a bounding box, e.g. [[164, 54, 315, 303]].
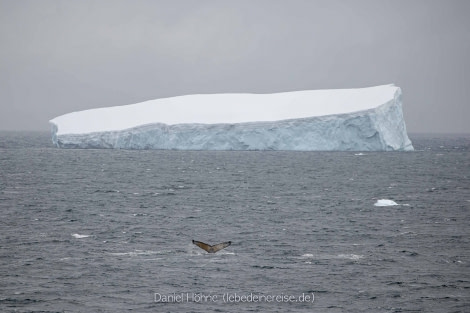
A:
[[51, 85, 397, 135], [49, 84, 414, 151]]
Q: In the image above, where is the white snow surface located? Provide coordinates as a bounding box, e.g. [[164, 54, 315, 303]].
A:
[[49, 84, 414, 151]]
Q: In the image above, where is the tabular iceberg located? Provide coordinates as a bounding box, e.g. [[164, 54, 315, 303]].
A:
[[49, 84, 413, 151]]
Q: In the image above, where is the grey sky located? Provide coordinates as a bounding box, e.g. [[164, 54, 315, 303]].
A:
[[1, 0, 469, 133]]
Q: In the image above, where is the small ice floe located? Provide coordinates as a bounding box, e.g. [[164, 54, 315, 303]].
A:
[[354, 152, 366, 156], [374, 199, 399, 207], [72, 233, 90, 239]]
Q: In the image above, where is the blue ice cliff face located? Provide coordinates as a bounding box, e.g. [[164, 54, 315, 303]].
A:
[[49, 88, 413, 151]]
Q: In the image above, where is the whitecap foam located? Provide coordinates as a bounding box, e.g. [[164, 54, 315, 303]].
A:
[[337, 254, 364, 260], [218, 251, 235, 255], [399, 231, 417, 236], [108, 250, 167, 257]]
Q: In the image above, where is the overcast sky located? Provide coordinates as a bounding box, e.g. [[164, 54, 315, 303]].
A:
[[1, 0, 469, 133]]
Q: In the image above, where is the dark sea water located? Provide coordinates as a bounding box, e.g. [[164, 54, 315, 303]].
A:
[[1, 132, 469, 313]]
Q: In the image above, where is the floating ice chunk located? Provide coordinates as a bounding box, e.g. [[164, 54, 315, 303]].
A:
[[72, 233, 90, 238], [374, 199, 399, 206]]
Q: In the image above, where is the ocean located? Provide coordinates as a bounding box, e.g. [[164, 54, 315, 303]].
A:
[[1, 132, 469, 312]]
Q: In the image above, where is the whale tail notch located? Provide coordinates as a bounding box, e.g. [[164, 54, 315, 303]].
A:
[[192, 240, 231, 253]]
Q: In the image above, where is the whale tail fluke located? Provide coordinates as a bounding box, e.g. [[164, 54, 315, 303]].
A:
[[192, 240, 231, 253]]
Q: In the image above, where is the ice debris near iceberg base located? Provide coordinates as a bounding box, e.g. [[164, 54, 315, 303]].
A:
[[49, 84, 414, 151]]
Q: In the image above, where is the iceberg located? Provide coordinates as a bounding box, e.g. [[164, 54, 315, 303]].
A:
[[49, 84, 413, 151]]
